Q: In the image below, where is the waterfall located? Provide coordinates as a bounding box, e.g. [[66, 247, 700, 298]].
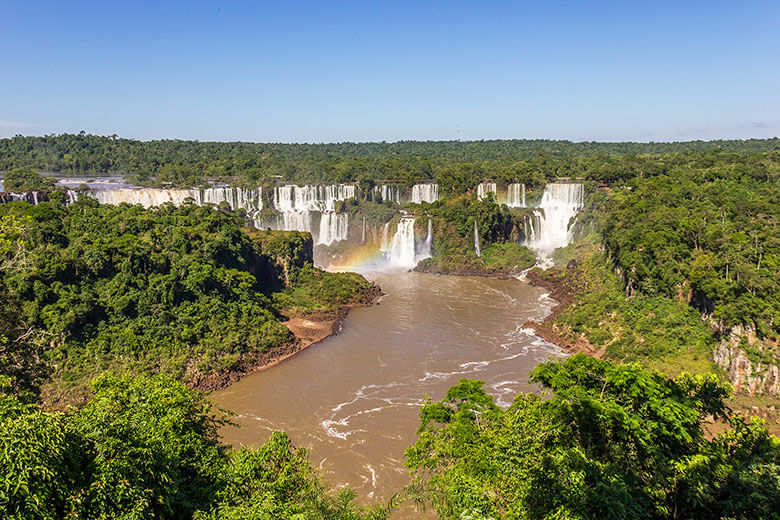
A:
[[411, 183, 439, 204], [380, 222, 391, 252], [273, 184, 355, 212], [477, 182, 496, 200], [417, 218, 433, 261], [526, 183, 584, 264], [318, 212, 349, 245], [361, 216, 366, 242], [278, 210, 312, 233], [268, 184, 357, 242], [92, 187, 263, 216], [0, 191, 43, 204], [506, 183, 526, 207], [385, 218, 417, 267], [474, 221, 481, 257], [373, 185, 399, 204]]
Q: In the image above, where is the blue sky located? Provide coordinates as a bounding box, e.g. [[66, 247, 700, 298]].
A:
[[1, 1, 778, 142]]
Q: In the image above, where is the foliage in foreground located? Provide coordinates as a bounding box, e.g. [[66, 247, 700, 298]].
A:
[[0, 373, 394, 520], [407, 355, 780, 519]]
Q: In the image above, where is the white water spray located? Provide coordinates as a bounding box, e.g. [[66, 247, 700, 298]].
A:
[[477, 182, 496, 200], [418, 218, 433, 261], [411, 184, 438, 204], [474, 220, 481, 257], [526, 183, 584, 266], [506, 183, 526, 207], [385, 218, 417, 268]]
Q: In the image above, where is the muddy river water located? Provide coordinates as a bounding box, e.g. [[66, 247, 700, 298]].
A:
[[212, 269, 564, 508]]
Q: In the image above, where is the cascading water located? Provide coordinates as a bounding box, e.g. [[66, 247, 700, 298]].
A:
[[411, 183, 438, 204], [474, 220, 481, 257], [477, 182, 496, 200], [526, 183, 584, 265], [318, 212, 349, 245], [92, 187, 263, 216], [268, 184, 356, 244], [506, 183, 526, 207], [361, 216, 366, 242], [0, 191, 43, 204], [373, 185, 399, 204], [385, 218, 417, 268], [418, 218, 433, 261], [380, 222, 391, 252]]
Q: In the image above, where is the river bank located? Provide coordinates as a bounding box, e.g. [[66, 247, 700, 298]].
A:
[[521, 263, 603, 358], [190, 284, 382, 392]]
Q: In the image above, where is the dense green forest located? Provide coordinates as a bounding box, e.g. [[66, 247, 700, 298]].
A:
[[1, 133, 779, 187], [0, 372, 398, 519], [526, 151, 780, 403], [596, 164, 780, 340], [0, 197, 375, 405], [3, 138, 780, 518], [407, 355, 780, 519]]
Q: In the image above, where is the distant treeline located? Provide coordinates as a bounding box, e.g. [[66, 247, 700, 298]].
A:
[[1, 132, 779, 188]]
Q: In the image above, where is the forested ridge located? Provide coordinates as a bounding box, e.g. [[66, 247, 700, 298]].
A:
[[1, 133, 779, 187], [597, 163, 779, 339]]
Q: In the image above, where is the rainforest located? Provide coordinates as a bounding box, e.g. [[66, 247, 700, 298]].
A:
[[1, 137, 779, 519]]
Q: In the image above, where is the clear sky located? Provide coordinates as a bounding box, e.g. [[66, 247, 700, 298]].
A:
[[2, 1, 779, 143]]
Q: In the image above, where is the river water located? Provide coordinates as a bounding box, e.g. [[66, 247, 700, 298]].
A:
[[212, 269, 563, 508]]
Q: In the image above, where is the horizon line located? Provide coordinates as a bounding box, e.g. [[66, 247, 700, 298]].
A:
[[3, 132, 779, 147]]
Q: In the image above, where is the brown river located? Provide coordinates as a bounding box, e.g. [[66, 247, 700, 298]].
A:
[[212, 269, 563, 512]]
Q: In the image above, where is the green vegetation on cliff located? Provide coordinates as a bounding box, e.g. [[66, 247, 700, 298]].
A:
[[414, 194, 535, 276], [0, 199, 376, 405], [2, 168, 56, 192], [596, 161, 780, 341], [528, 151, 780, 398]]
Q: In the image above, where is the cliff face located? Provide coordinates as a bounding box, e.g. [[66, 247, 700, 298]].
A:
[[713, 326, 780, 397], [246, 229, 314, 291]]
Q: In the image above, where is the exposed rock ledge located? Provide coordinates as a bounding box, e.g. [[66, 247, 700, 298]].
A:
[[713, 328, 779, 397], [190, 284, 382, 392]]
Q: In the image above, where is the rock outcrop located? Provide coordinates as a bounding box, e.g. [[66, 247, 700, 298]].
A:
[[712, 326, 780, 397]]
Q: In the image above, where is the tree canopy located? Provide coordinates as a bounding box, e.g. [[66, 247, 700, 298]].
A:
[[407, 355, 780, 519]]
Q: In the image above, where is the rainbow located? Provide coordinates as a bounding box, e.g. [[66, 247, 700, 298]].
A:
[[323, 244, 389, 272]]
